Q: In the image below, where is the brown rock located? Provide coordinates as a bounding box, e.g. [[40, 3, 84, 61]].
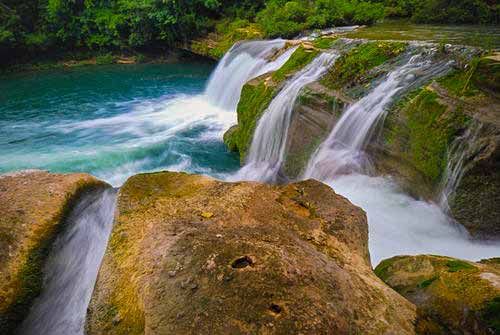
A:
[[0, 170, 107, 333], [375, 255, 500, 335], [87, 171, 416, 335]]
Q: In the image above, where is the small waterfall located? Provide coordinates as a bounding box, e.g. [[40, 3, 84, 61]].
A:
[[236, 52, 340, 182], [18, 188, 117, 335], [439, 120, 482, 211], [205, 40, 297, 111], [304, 48, 452, 181]]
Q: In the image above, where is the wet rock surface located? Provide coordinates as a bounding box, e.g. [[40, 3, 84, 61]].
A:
[[87, 171, 416, 335], [0, 170, 107, 333], [375, 255, 500, 335]]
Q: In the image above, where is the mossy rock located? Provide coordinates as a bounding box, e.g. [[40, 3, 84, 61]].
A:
[[0, 170, 108, 334], [87, 171, 417, 335], [189, 20, 263, 60], [375, 255, 500, 335], [321, 41, 407, 90], [223, 45, 320, 162]]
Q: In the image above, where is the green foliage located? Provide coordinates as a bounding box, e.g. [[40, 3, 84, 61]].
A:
[[378, 0, 498, 24], [96, 53, 115, 65], [0, 0, 497, 65], [256, 0, 385, 38]]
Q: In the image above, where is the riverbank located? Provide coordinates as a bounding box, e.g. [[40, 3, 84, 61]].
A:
[[0, 49, 215, 76]]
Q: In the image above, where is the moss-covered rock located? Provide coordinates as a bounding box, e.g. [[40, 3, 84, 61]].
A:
[[87, 171, 416, 335], [188, 20, 263, 60], [375, 255, 500, 335], [0, 170, 108, 333], [223, 45, 320, 162], [321, 41, 407, 91], [381, 87, 470, 187]]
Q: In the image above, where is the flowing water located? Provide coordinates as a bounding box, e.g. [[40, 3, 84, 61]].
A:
[[439, 119, 482, 211], [1, 36, 500, 334], [1, 40, 298, 335], [304, 48, 452, 180], [18, 188, 117, 335], [205, 39, 297, 110], [236, 52, 339, 182], [239, 42, 499, 264], [0, 40, 294, 186]]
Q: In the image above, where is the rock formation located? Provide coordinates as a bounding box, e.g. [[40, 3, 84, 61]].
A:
[[86, 171, 416, 334], [0, 170, 107, 333], [375, 255, 500, 335]]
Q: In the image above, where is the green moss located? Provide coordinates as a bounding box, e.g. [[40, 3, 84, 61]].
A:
[[0, 182, 107, 333], [395, 88, 469, 183], [321, 41, 407, 89], [445, 260, 475, 272], [191, 19, 263, 60], [312, 37, 337, 50], [272, 46, 319, 82], [225, 81, 275, 160], [418, 276, 439, 288], [481, 296, 500, 333], [374, 257, 400, 282], [224, 46, 321, 161]]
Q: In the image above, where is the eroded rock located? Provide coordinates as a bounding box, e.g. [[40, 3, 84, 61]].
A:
[[375, 255, 500, 335], [87, 171, 416, 335], [0, 170, 107, 333]]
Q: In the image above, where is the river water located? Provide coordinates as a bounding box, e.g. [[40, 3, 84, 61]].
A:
[[1, 42, 499, 270]]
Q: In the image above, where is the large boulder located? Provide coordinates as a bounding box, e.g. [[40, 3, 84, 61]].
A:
[[87, 171, 416, 335], [375, 255, 500, 335], [0, 170, 107, 333]]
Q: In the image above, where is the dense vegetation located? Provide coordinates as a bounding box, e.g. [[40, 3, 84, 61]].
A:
[[0, 0, 497, 65], [378, 0, 498, 24]]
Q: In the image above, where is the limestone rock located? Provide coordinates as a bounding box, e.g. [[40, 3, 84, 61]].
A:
[[375, 255, 500, 335], [87, 171, 416, 335], [0, 170, 107, 333]]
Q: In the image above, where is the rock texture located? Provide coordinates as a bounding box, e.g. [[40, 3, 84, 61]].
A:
[[87, 171, 416, 335], [0, 170, 107, 333], [375, 255, 500, 335]]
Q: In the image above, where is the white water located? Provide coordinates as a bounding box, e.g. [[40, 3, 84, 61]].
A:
[[19, 188, 117, 335], [205, 39, 297, 111], [235, 52, 339, 182], [439, 119, 482, 211], [231, 43, 499, 265], [329, 174, 500, 264], [304, 50, 451, 180]]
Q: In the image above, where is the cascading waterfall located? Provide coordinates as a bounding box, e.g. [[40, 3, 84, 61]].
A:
[[205, 40, 297, 111], [236, 52, 340, 182], [18, 188, 117, 335], [304, 48, 452, 181], [439, 119, 482, 211]]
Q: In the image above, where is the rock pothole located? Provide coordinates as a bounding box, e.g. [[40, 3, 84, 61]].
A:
[[231, 256, 254, 269]]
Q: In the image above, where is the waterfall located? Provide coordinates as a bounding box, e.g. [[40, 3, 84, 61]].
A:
[[439, 120, 482, 211], [18, 188, 117, 335], [236, 52, 340, 182], [205, 40, 297, 111], [304, 48, 452, 181]]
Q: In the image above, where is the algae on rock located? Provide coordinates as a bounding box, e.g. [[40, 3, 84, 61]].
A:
[[0, 170, 108, 334], [375, 255, 500, 335], [87, 171, 417, 335]]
